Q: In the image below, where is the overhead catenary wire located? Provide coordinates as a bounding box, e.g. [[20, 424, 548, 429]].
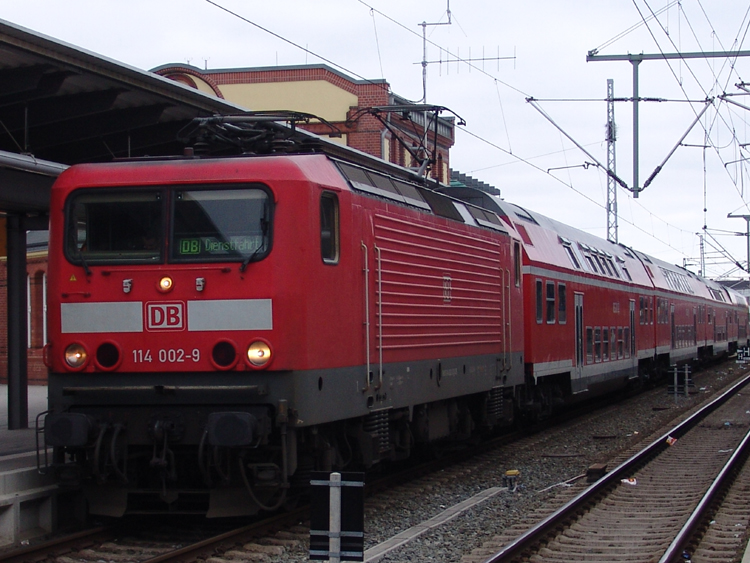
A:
[[457, 126, 700, 259], [204, 0, 743, 269], [369, 8, 386, 80], [204, 0, 391, 95]]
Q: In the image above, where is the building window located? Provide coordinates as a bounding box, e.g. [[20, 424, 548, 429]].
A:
[[28, 272, 47, 349], [321, 192, 339, 264], [26, 275, 31, 349], [558, 284, 567, 324], [546, 281, 555, 323]]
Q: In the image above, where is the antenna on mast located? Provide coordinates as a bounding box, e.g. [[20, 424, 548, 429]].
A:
[[419, 1, 452, 103]]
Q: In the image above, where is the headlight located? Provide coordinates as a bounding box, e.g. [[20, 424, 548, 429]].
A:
[[157, 275, 174, 293], [64, 343, 88, 369], [247, 340, 272, 368]]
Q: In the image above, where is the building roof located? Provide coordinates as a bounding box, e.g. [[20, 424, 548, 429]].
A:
[[450, 170, 500, 195], [0, 19, 247, 169]]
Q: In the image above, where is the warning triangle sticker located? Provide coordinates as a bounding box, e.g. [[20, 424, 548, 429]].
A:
[[69, 275, 77, 282]]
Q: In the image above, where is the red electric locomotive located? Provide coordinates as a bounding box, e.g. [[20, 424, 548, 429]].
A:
[[42, 117, 524, 516]]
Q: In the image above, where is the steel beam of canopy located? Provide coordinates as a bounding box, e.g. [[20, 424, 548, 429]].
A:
[[1, 151, 66, 430], [727, 213, 750, 278], [587, 49, 750, 198]]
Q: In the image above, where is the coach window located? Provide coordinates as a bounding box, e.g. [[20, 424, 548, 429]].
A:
[[624, 327, 631, 358], [546, 281, 555, 323], [584, 255, 596, 273], [602, 327, 610, 360], [321, 192, 339, 264], [514, 242, 521, 287], [586, 328, 593, 363], [536, 279, 543, 323], [592, 255, 606, 276], [560, 238, 581, 269], [594, 327, 602, 361], [558, 283, 567, 323]]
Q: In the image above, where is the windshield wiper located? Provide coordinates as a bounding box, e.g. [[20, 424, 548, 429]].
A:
[[239, 243, 264, 273], [79, 251, 91, 277], [239, 210, 269, 273]]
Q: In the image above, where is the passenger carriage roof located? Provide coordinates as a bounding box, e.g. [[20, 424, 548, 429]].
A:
[[440, 184, 741, 304], [489, 197, 654, 288]]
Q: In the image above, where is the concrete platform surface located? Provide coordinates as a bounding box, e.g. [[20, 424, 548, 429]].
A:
[[0, 386, 48, 458]]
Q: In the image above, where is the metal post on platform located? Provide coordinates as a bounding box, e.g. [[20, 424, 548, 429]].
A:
[[309, 471, 364, 562], [684, 365, 690, 397], [330, 472, 341, 563], [673, 365, 678, 401], [6, 213, 28, 430]]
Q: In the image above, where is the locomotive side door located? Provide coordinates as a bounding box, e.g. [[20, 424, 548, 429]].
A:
[[573, 293, 585, 393]]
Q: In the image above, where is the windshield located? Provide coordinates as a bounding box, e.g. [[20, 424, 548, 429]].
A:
[[65, 185, 272, 265], [67, 190, 163, 264], [171, 188, 271, 262]]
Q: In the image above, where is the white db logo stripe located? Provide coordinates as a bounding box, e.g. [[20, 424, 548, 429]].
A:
[[146, 303, 184, 330]]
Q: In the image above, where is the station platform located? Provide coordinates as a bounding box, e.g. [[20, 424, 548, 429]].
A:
[[0, 385, 48, 458], [0, 385, 68, 547]]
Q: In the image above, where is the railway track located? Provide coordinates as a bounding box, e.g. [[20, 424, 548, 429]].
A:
[[481, 371, 750, 563], [4, 362, 748, 563]]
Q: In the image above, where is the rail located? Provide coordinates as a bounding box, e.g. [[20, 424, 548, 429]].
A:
[[658, 418, 750, 562], [482, 370, 750, 563]]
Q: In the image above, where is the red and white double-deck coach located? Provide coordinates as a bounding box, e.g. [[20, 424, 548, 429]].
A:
[[442, 184, 749, 410]]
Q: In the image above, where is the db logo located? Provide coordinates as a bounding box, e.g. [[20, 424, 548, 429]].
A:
[[146, 302, 184, 330]]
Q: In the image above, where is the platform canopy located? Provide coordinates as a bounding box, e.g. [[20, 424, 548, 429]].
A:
[[0, 18, 248, 429]]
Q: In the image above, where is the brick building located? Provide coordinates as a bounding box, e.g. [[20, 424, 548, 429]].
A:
[[0, 242, 49, 385], [152, 63, 455, 183]]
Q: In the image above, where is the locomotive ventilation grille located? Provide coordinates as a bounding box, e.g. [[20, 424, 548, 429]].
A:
[[488, 387, 504, 421], [363, 409, 391, 454]]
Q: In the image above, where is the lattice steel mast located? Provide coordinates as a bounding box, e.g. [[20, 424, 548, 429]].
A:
[[606, 79, 618, 243]]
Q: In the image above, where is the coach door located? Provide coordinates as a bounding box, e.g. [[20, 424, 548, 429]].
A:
[[573, 293, 586, 393], [671, 303, 676, 349], [629, 299, 637, 376]]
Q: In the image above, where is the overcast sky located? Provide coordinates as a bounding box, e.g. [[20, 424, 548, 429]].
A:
[[4, 1, 750, 278]]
